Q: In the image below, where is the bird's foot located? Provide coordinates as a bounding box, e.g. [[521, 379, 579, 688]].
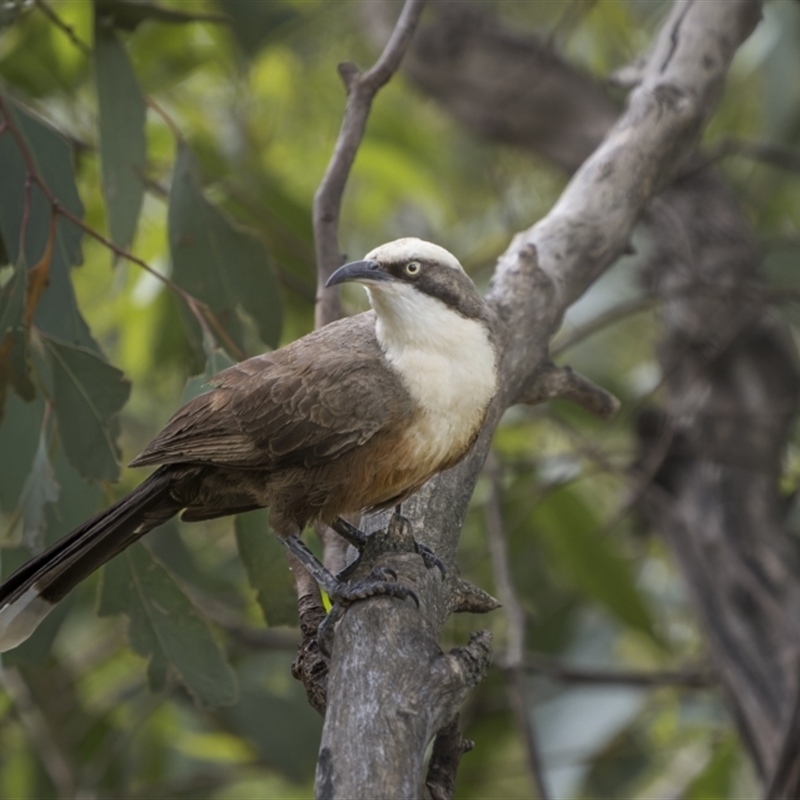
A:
[[331, 514, 446, 579], [282, 535, 420, 657], [328, 566, 418, 607], [414, 541, 446, 578], [316, 567, 419, 658]]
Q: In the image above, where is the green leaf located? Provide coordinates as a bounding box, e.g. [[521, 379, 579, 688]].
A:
[[19, 428, 60, 554], [0, 254, 34, 419], [168, 141, 282, 360], [219, 654, 321, 782], [0, 391, 44, 513], [0, 97, 98, 352], [44, 448, 104, 546], [94, 0, 227, 32], [44, 336, 130, 480], [94, 16, 147, 252], [98, 543, 239, 709], [235, 510, 297, 627], [182, 340, 236, 403], [530, 485, 662, 646]]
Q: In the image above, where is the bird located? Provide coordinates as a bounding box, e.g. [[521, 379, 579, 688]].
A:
[[0, 238, 498, 652]]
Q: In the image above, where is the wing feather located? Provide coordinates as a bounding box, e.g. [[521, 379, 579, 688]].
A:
[[130, 313, 412, 471]]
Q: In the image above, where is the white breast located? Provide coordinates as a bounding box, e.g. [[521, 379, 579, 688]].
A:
[[368, 284, 497, 466]]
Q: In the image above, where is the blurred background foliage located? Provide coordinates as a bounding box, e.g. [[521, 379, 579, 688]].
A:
[[0, 0, 798, 797]]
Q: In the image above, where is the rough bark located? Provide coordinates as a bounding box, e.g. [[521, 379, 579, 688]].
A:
[[318, 2, 764, 797], [638, 171, 800, 794]]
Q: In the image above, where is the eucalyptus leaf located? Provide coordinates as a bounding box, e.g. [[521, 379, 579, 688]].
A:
[[0, 97, 98, 352], [98, 543, 239, 709], [182, 342, 236, 403], [531, 485, 662, 646], [19, 430, 60, 554], [0, 254, 33, 418], [235, 510, 297, 627], [168, 141, 282, 360], [95, 17, 147, 252], [0, 391, 44, 513], [44, 336, 131, 480]]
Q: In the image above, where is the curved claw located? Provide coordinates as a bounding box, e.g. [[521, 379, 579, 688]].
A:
[[415, 542, 446, 579], [329, 569, 419, 609], [371, 566, 397, 582]]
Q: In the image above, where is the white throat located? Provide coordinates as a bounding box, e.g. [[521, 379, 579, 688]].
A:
[[367, 283, 497, 459]]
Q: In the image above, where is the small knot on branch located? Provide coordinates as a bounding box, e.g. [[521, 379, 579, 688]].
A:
[[519, 362, 620, 419], [447, 630, 493, 690], [451, 579, 501, 614], [337, 61, 362, 91]]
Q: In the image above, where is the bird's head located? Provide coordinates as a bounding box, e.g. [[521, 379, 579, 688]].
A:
[[326, 238, 490, 332]]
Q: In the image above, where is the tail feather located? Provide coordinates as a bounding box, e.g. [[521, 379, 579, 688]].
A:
[[0, 467, 182, 652]]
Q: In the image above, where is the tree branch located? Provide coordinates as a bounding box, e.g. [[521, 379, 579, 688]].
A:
[[312, 0, 427, 329], [320, 1, 762, 796], [523, 654, 715, 689], [34, 0, 91, 57]]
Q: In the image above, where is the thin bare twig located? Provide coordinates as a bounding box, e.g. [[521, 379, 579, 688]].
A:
[[146, 97, 183, 141], [484, 452, 551, 800], [312, 0, 427, 328], [551, 295, 657, 357], [34, 0, 92, 57], [523, 653, 715, 688]]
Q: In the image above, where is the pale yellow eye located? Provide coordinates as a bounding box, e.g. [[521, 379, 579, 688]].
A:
[[405, 261, 421, 276]]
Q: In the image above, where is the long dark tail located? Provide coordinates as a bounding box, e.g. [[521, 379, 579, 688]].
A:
[[0, 467, 183, 652]]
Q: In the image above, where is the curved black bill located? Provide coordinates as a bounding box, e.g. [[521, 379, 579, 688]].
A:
[[325, 259, 392, 288]]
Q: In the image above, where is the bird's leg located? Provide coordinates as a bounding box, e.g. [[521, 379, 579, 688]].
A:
[[282, 535, 418, 609], [330, 516, 368, 549], [283, 534, 419, 658], [331, 514, 446, 579]]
